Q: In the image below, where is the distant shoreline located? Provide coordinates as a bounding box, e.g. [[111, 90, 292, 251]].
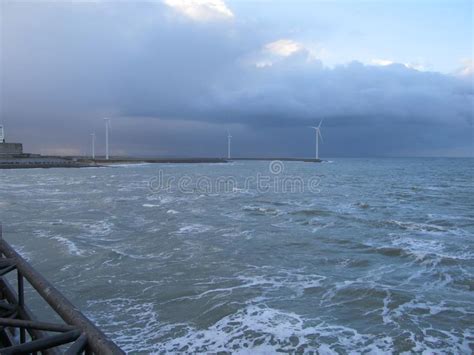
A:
[[0, 156, 323, 169]]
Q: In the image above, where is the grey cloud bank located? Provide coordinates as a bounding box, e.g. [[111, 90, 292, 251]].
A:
[[1, 1, 473, 157]]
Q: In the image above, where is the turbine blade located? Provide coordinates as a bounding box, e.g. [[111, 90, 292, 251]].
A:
[[318, 119, 323, 128], [318, 129, 323, 143]]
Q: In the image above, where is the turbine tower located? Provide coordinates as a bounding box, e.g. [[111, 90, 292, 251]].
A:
[[227, 131, 232, 159], [311, 120, 323, 160], [104, 118, 110, 160], [91, 132, 96, 160]]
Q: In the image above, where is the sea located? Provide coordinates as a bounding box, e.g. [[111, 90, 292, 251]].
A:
[[0, 158, 473, 354]]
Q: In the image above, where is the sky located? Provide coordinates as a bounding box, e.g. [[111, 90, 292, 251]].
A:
[[1, 0, 473, 157]]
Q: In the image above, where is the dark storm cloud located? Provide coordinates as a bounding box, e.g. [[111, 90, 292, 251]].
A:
[[1, 1, 472, 157]]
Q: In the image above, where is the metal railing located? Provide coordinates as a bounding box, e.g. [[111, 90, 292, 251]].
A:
[[0, 224, 124, 354]]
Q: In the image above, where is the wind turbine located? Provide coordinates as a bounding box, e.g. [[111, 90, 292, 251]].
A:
[[311, 120, 323, 160], [104, 118, 110, 160], [227, 130, 232, 159], [91, 132, 96, 160], [0, 125, 4, 143]]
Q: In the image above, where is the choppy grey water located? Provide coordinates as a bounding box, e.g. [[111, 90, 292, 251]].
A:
[[0, 158, 473, 353]]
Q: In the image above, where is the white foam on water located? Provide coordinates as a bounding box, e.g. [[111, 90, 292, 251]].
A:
[[116, 195, 142, 202], [242, 205, 282, 216], [85, 297, 165, 353], [166, 270, 326, 305], [83, 220, 114, 238], [389, 235, 474, 263], [309, 218, 335, 233], [320, 264, 396, 304], [175, 223, 213, 235], [52, 220, 114, 238], [157, 305, 395, 353], [381, 290, 393, 325], [161, 306, 308, 353], [388, 298, 474, 321], [143, 204, 160, 208], [221, 211, 250, 221], [166, 209, 180, 214], [427, 212, 474, 222], [334, 203, 357, 214], [271, 220, 294, 229], [237, 272, 326, 298], [408, 323, 473, 354], [146, 226, 162, 233], [387, 219, 462, 235], [33, 230, 50, 238], [148, 193, 194, 204], [10, 244, 33, 261], [33, 230, 84, 256], [1, 182, 37, 188], [160, 195, 178, 204], [103, 247, 168, 261], [51, 236, 84, 256], [221, 228, 254, 239], [376, 294, 474, 352]]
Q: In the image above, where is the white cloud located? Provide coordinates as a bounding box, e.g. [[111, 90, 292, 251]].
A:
[[404, 62, 425, 71], [371, 58, 426, 71], [240, 39, 305, 69], [457, 59, 473, 77], [264, 39, 304, 57], [371, 58, 394, 66], [163, 0, 234, 22]]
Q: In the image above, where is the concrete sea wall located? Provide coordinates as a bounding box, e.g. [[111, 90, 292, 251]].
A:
[[0, 143, 23, 155]]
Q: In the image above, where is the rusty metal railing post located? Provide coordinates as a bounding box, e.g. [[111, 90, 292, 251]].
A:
[[0, 223, 124, 354], [17, 270, 26, 344]]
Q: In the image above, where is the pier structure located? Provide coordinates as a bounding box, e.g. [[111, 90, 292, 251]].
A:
[[0, 224, 124, 354], [0, 143, 23, 155], [231, 157, 322, 162]]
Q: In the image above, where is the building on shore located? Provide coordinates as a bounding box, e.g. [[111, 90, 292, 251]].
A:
[[0, 125, 93, 169], [0, 125, 24, 155]]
